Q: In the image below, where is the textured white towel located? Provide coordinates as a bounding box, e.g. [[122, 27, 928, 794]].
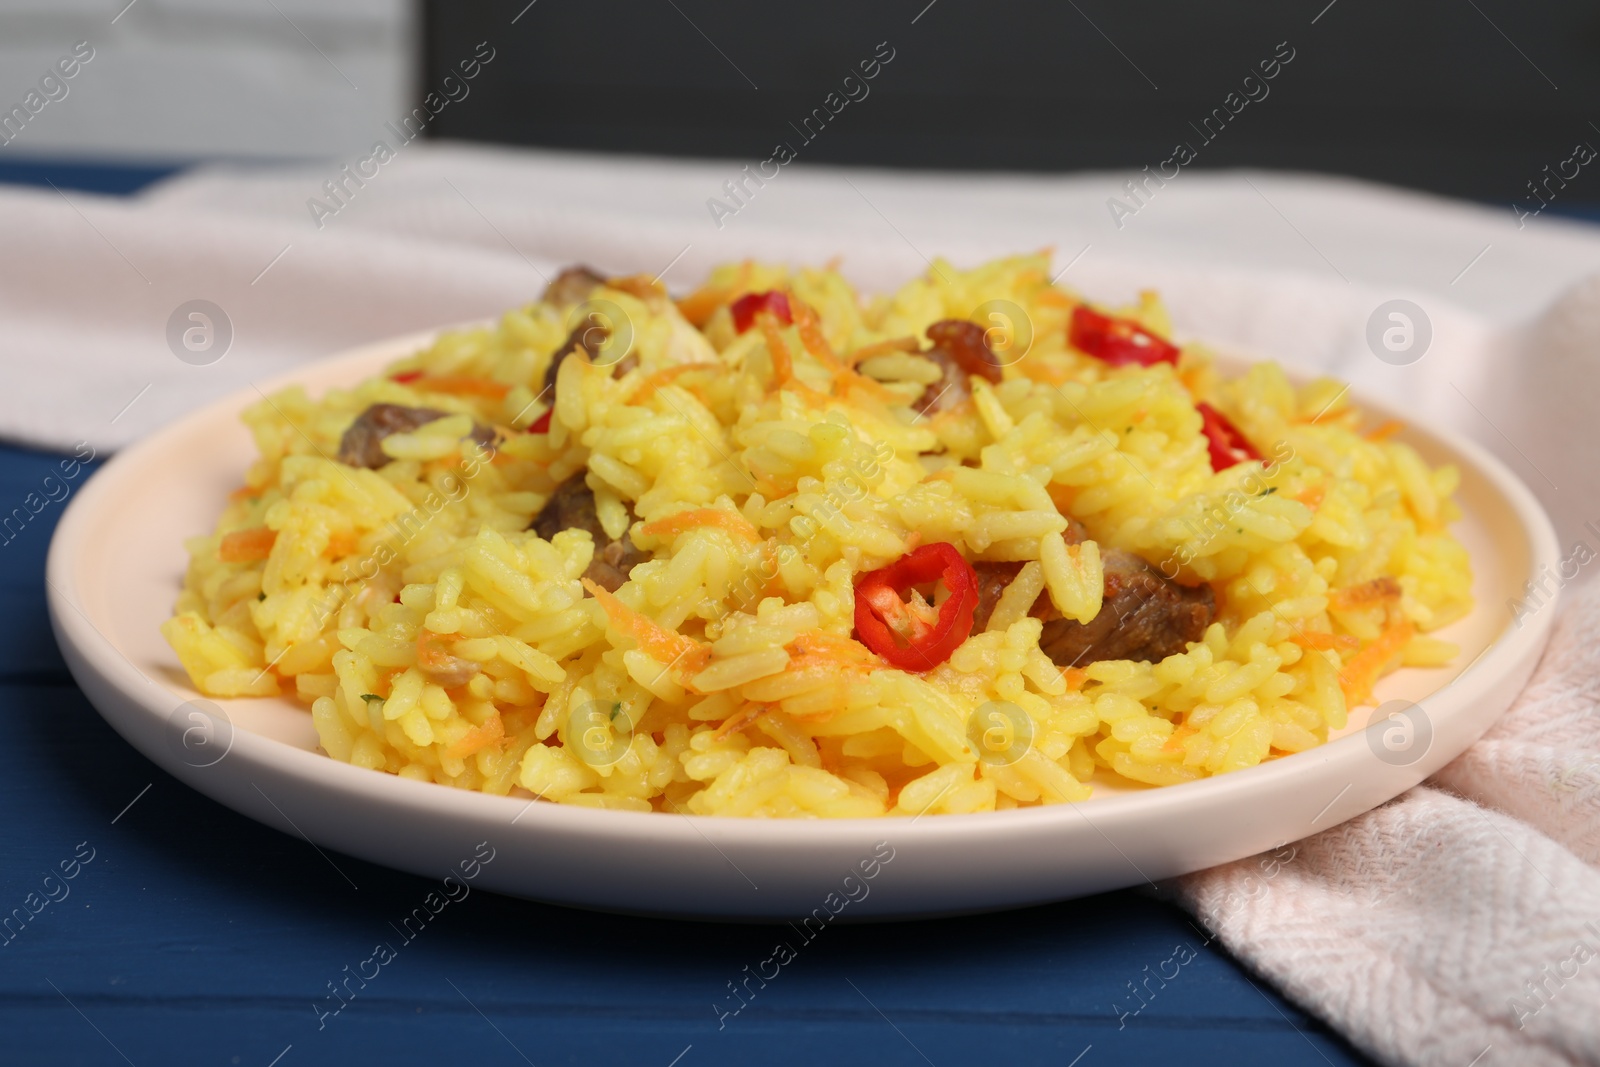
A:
[[11, 143, 1600, 1067], [1173, 582, 1600, 1067]]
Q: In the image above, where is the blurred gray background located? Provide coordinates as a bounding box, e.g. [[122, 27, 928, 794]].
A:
[[0, 0, 412, 160], [4, 0, 1598, 210]]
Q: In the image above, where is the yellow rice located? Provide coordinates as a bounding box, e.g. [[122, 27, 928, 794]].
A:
[[162, 254, 1473, 817]]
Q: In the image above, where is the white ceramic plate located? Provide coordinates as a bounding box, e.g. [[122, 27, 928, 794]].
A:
[[48, 331, 1559, 921]]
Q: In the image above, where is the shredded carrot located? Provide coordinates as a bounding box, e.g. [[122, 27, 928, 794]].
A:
[[1290, 630, 1361, 653], [227, 485, 261, 503], [790, 303, 906, 404], [1178, 364, 1209, 396], [1161, 723, 1196, 753], [1061, 666, 1089, 691], [1365, 419, 1405, 442], [446, 713, 505, 759], [638, 508, 761, 543], [1048, 483, 1080, 513], [626, 362, 718, 404], [325, 530, 360, 558], [790, 300, 840, 367], [405, 376, 511, 400], [219, 527, 276, 563], [788, 630, 872, 656], [1293, 484, 1326, 510], [1329, 576, 1402, 612], [675, 262, 753, 326], [675, 288, 725, 327], [758, 313, 833, 405], [759, 541, 787, 600], [714, 702, 764, 740], [760, 314, 795, 387], [1338, 618, 1415, 706], [416, 630, 458, 671], [843, 335, 919, 366], [752, 476, 788, 500], [781, 653, 869, 680], [785, 630, 879, 668], [606, 274, 666, 300], [1014, 361, 1071, 386], [838, 369, 904, 405], [583, 579, 712, 678]]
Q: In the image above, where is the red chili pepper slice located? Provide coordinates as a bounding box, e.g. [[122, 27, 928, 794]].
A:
[[1197, 402, 1262, 471], [391, 370, 425, 383], [527, 408, 553, 434], [852, 542, 979, 672], [1069, 305, 1180, 367], [730, 291, 793, 334]]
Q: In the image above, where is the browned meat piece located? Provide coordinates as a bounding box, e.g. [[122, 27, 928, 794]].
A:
[[914, 319, 1004, 414], [971, 561, 1024, 631], [928, 319, 1004, 383], [1038, 549, 1215, 667], [417, 652, 481, 690], [530, 472, 603, 542], [587, 536, 647, 593], [530, 472, 647, 592], [542, 265, 607, 307], [336, 403, 496, 470], [543, 320, 613, 394], [971, 541, 1214, 666], [914, 347, 971, 415], [970, 521, 1093, 630]]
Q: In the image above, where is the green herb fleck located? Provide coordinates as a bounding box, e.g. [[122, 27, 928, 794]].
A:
[[1258, 487, 1278, 497], [361, 693, 384, 704], [609, 702, 623, 721], [258, 592, 267, 601]]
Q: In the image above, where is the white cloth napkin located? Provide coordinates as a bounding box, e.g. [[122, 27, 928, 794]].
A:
[[1172, 581, 1600, 1067], [11, 142, 1600, 1067]]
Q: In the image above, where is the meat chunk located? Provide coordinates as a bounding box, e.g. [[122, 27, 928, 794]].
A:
[[536, 317, 636, 434], [914, 319, 1004, 414], [914, 347, 972, 415], [971, 561, 1024, 632], [970, 519, 1091, 631], [530, 472, 647, 592], [337, 403, 496, 470], [1038, 550, 1215, 667], [530, 472, 603, 542], [542, 265, 607, 307], [416, 634, 481, 690], [543, 321, 612, 394], [970, 542, 1215, 667]]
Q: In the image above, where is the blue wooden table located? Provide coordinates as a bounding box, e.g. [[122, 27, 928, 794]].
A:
[[0, 162, 1380, 1066]]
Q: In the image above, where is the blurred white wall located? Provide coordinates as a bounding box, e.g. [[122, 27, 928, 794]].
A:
[[0, 0, 414, 160]]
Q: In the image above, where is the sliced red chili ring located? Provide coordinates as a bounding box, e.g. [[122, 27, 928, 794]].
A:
[[853, 542, 979, 672], [730, 291, 793, 334], [1197, 401, 1262, 471], [1069, 305, 1180, 367], [527, 407, 553, 434]]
